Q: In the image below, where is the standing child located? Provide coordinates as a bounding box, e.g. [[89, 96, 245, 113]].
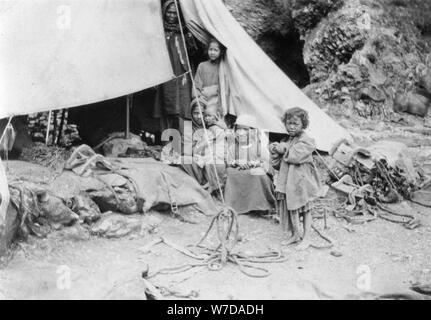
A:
[[270, 107, 322, 250], [194, 38, 226, 115]]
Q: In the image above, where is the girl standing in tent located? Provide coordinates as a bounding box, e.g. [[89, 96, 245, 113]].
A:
[[153, 0, 198, 136], [270, 108, 322, 250], [193, 38, 226, 117]]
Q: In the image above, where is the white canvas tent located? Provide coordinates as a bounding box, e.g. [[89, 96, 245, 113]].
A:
[[0, 0, 350, 151], [1, 0, 352, 253]]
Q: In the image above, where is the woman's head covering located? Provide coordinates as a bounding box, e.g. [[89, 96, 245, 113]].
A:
[[163, 0, 175, 15], [190, 96, 208, 112], [235, 114, 258, 129], [163, 0, 184, 32], [190, 97, 207, 129]]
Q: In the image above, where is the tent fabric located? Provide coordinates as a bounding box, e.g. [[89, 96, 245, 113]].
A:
[[0, 0, 351, 153], [180, 0, 351, 152], [0, 0, 174, 119]]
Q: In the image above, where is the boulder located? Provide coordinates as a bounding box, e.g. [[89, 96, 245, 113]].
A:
[[303, 0, 370, 83], [394, 92, 430, 117], [225, 0, 341, 86], [300, 0, 430, 118]]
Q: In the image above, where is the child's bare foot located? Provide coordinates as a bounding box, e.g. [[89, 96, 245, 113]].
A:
[[295, 240, 311, 251], [282, 235, 301, 246]]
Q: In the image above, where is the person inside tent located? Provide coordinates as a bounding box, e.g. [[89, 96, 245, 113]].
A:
[[181, 96, 208, 186], [194, 104, 227, 199], [193, 38, 226, 116], [152, 0, 198, 137], [224, 114, 276, 215]]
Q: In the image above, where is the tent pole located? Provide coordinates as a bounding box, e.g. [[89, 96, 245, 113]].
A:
[[126, 94, 132, 139], [45, 110, 52, 145], [56, 109, 66, 145], [52, 110, 58, 146]]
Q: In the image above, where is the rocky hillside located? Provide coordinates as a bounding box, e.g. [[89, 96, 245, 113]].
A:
[[226, 0, 431, 121]]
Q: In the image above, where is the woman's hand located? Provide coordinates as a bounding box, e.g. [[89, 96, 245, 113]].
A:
[[239, 163, 250, 170]]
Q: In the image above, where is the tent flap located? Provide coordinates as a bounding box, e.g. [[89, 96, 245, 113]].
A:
[[0, 0, 174, 118], [180, 0, 351, 152]]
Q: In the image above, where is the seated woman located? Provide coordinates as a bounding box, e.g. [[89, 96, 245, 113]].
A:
[[224, 114, 276, 214], [180, 97, 207, 186]]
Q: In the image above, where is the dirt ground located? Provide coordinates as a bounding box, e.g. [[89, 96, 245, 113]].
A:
[[1, 118, 431, 300], [0, 199, 430, 300]]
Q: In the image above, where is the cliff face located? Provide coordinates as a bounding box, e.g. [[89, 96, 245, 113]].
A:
[[303, 0, 430, 119], [225, 0, 344, 87], [226, 0, 431, 120]]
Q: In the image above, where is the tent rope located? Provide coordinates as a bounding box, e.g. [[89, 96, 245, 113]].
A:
[[172, 0, 226, 205], [0, 117, 13, 146]]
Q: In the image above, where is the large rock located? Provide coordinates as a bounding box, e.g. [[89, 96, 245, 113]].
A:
[[225, 0, 343, 41], [225, 0, 290, 40], [302, 0, 430, 118], [225, 0, 431, 119], [225, 0, 341, 86], [291, 0, 345, 38], [303, 0, 370, 83]]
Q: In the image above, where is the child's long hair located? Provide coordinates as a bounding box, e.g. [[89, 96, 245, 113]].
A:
[[282, 107, 309, 129], [207, 37, 226, 59]]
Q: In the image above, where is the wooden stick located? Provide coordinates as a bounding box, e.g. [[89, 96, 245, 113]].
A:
[[45, 111, 52, 145], [126, 94, 132, 139], [52, 110, 58, 145], [56, 109, 66, 145]]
